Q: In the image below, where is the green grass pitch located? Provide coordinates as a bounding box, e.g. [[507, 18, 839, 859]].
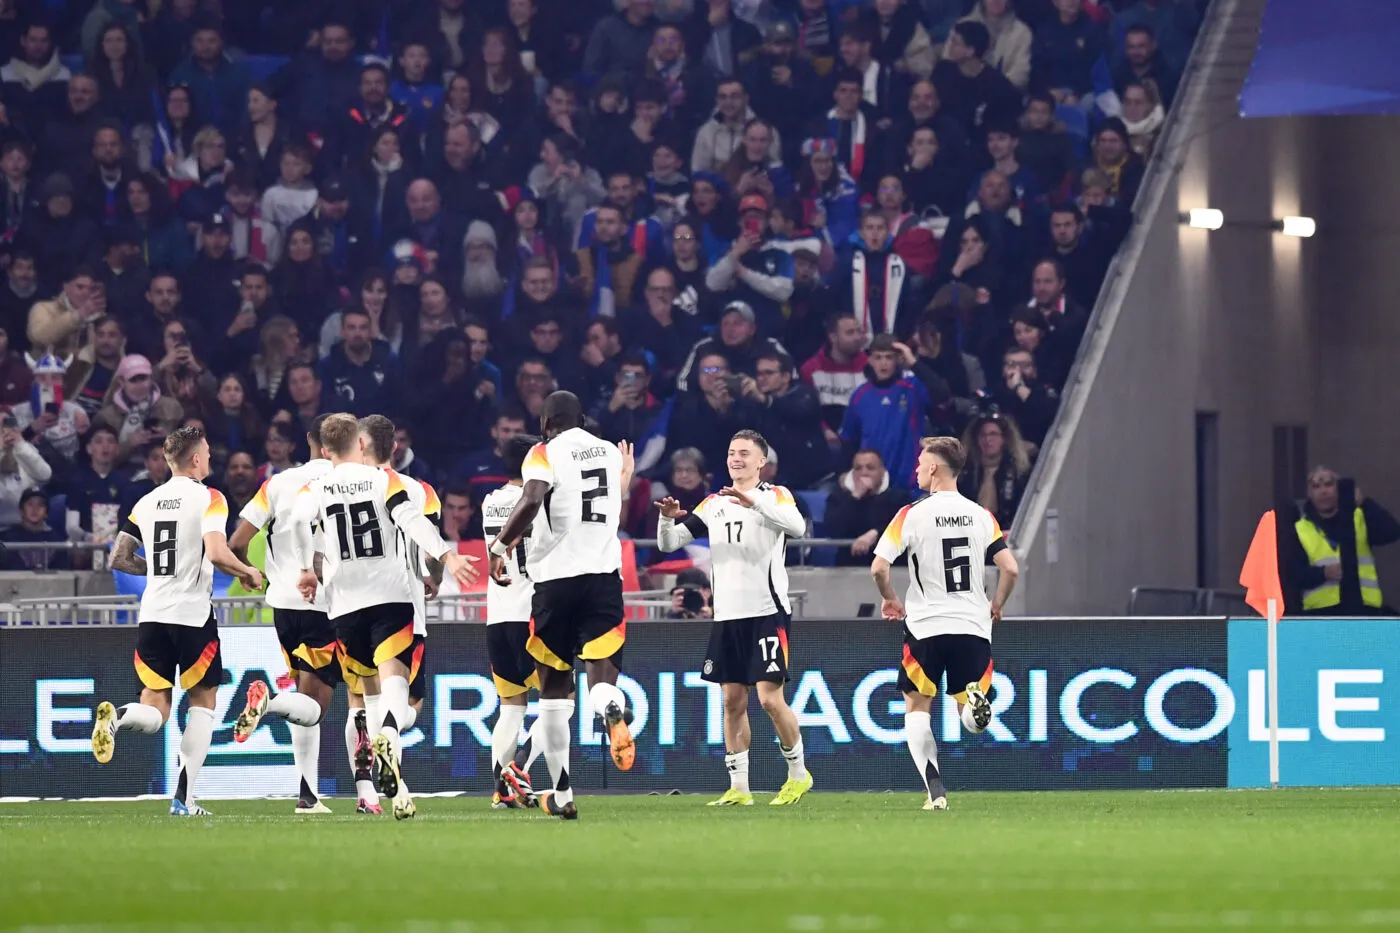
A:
[[3, 789, 1399, 932]]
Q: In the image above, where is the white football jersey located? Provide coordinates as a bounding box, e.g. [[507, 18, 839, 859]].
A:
[[657, 483, 805, 621], [393, 476, 440, 636], [519, 427, 622, 582], [483, 483, 533, 623], [291, 463, 434, 619], [874, 490, 1006, 641], [122, 476, 229, 627], [240, 459, 331, 611]]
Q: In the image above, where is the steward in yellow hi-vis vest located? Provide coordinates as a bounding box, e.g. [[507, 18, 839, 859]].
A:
[[1288, 468, 1399, 615]]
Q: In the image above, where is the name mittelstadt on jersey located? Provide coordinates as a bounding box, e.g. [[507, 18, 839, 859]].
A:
[[326, 481, 375, 495], [935, 515, 975, 528], [572, 446, 609, 461]]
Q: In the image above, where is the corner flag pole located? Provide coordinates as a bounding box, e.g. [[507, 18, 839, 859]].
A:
[[1267, 597, 1280, 789]]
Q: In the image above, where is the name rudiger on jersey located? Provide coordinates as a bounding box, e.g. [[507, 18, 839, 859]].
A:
[[571, 446, 610, 462]]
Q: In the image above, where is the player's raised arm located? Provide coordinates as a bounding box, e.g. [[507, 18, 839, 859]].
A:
[[656, 495, 708, 551], [384, 469, 479, 587], [202, 489, 263, 591], [750, 485, 807, 537]]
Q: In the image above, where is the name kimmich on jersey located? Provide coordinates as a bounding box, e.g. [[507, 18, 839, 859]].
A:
[[484, 483, 534, 623], [520, 428, 622, 582], [658, 483, 805, 621], [291, 464, 434, 619], [122, 476, 229, 626], [874, 490, 1008, 640], [240, 459, 332, 611]]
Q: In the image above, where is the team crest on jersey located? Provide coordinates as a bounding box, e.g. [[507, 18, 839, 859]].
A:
[[373, 370, 385, 385], [703, 659, 714, 675]]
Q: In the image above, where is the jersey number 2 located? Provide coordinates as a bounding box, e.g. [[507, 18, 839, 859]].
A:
[[326, 502, 385, 560], [942, 537, 972, 593], [580, 468, 608, 524], [152, 521, 177, 577]]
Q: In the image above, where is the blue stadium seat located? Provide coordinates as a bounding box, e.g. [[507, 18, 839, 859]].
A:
[[1056, 105, 1091, 161], [242, 54, 288, 83], [797, 490, 828, 525]]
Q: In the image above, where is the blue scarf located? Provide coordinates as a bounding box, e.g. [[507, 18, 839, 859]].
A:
[[589, 243, 615, 319]]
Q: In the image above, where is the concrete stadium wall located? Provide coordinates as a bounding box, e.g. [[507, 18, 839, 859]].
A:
[[1007, 1, 1400, 614]]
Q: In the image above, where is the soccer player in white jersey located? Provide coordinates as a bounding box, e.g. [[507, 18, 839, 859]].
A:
[[226, 414, 337, 814], [870, 436, 1019, 811], [288, 414, 477, 819], [656, 429, 813, 806], [90, 427, 264, 816], [482, 433, 544, 809], [487, 391, 634, 820]]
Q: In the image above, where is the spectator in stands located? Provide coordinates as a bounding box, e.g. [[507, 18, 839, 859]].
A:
[[271, 20, 359, 138], [391, 424, 433, 483], [1121, 80, 1165, 161], [1018, 93, 1076, 198], [1114, 24, 1180, 109], [684, 0, 759, 79], [1, 488, 68, 569], [201, 374, 263, 475], [624, 267, 702, 395], [80, 123, 139, 226], [677, 299, 789, 391], [118, 441, 169, 517], [154, 318, 216, 410], [840, 334, 946, 489], [887, 79, 970, 179], [1031, 0, 1105, 106], [150, 84, 196, 175], [455, 407, 526, 502], [459, 221, 507, 320], [663, 219, 716, 324], [0, 141, 37, 250], [668, 566, 714, 618], [1115, 1, 1198, 75], [743, 21, 818, 161], [169, 21, 248, 137], [66, 314, 124, 416], [270, 362, 324, 460], [960, 0, 1033, 90], [220, 170, 281, 267], [802, 309, 868, 438], [2, 21, 70, 138], [840, 212, 913, 339], [744, 349, 829, 489], [247, 316, 302, 420], [932, 21, 1021, 145], [334, 63, 412, 171], [957, 411, 1032, 532], [781, 242, 838, 366], [320, 308, 401, 419], [910, 307, 973, 407], [464, 317, 502, 400], [468, 28, 536, 139], [1007, 307, 1061, 389], [865, 0, 935, 81], [794, 0, 837, 69], [407, 329, 494, 472], [0, 253, 38, 352], [1028, 257, 1089, 376], [796, 138, 859, 252], [171, 126, 232, 222], [121, 174, 192, 271], [220, 450, 258, 535], [704, 194, 794, 337], [899, 126, 963, 217], [981, 120, 1039, 206], [1091, 118, 1145, 206], [826, 447, 911, 566], [813, 68, 879, 188], [27, 265, 95, 360], [0, 325, 32, 410], [529, 133, 605, 249], [575, 204, 646, 318], [1046, 205, 1106, 309], [0, 411, 51, 530], [509, 357, 555, 432], [182, 213, 240, 333], [96, 354, 180, 463], [125, 272, 184, 362], [938, 213, 1006, 311], [649, 446, 710, 562], [721, 121, 792, 213], [1287, 467, 1400, 615], [584, 0, 658, 79], [260, 143, 318, 236], [595, 350, 667, 454], [40, 75, 102, 183], [24, 175, 102, 294], [235, 86, 296, 193], [63, 422, 129, 550], [993, 347, 1059, 447], [441, 484, 479, 542], [692, 78, 775, 174], [667, 349, 755, 479], [578, 317, 625, 406], [13, 354, 87, 467]]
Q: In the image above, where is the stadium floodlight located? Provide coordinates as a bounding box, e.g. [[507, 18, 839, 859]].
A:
[[1179, 208, 1224, 231], [1276, 215, 1316, 238]]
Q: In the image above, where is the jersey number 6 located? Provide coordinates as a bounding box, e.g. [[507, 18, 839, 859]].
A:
[[942, 537, 972, 593]]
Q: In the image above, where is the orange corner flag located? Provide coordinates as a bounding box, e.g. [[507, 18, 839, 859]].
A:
[[1239, 510, 1283, 617]]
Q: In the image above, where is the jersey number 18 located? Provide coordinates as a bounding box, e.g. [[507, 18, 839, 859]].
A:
[[326, 502, 385, 560]]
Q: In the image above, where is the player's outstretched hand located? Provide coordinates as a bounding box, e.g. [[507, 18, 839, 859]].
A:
[[296, 569, 318, 603], [655, 497, 688, 519], [240, 567, 265, 592], [719, 486, 755, 508], [880, 598, 905, 621], [444, 552, 479, 587]]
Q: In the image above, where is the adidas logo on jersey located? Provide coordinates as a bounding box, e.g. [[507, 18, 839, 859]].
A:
[[766, 661, 780, 673]]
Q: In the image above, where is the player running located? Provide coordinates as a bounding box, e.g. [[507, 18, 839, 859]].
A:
[[227, 414, 337, 814], [656, 430, 813, 806], [482, 434, 544, 809], [288, 414, 477, 819], [91, 427, 264, 816], [487, 391, 634, 820], [869, 436, 1019, 810]]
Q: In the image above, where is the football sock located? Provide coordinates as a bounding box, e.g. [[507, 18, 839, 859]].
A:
[[725, 750, 750, 794], [493, 703, 526, 775], [905, 711, 940, 796], [291, 723, 320, 802], [960, 701, 986, 734], [780, 738, 807, 781], [401, 704, 418, 732], [174, 706, 215, 806], [364, 693, 384, 735], [116, 703, 163, 734], [344, 710, 361, 771], [515, 717, 544, 773], [537, 697, 574, 807], [268, 692, 322, 726], [589, 680, 627, 719], [377, 676, 411, 765]]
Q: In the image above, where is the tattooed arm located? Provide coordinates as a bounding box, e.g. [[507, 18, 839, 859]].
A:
[[111, 531, 147, 576]]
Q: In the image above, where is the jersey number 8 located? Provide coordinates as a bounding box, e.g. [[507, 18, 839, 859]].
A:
[[326, 502, 385, 560], [152, 521, 177, 577]]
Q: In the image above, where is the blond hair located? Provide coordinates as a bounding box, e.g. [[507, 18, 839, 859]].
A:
[[319, 413, 361, 456], [920, 436, 966, 476]]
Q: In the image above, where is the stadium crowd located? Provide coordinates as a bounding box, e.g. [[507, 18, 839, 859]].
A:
[[0, 0, 1201, 568]]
